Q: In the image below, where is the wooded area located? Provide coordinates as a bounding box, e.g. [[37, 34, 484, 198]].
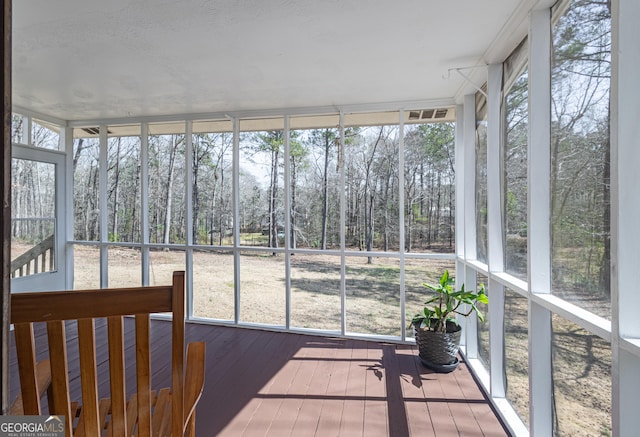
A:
[[67, 120, 456, 255], [550, 0, 611, 312]]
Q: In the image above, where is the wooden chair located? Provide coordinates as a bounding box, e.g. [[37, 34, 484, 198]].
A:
[[10, 271, 205, 437]]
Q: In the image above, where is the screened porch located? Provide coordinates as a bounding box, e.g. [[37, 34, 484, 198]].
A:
[[6, 0, 640, 436]]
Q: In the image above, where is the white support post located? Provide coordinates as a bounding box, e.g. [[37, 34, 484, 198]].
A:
[[528, 8, 553, 436], [455, 104, 466, 348], [487, 64, 504, 272], [185, 121, 194, 318], [611, 0, 640, 434], [283, 115, 291, 330], [455, 104, 465, 259], [464, 265, 478, 359], [487, 63, 506, 398], [463, 94, 477, 261], [63, 126, 74, 289], [232, 117, 241, 324], [456, 259, 467, 348], [398, 110, 406, 341], [141, 122, 150, 286], [339, 111, 347, 336], [185, 121, 193, 247], [25, 115, 32, 146], [461, 95, 479, 355], [99, 124, 108, 288]]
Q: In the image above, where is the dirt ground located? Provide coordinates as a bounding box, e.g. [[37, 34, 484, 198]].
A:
[[13, 243, 612, 434], [70, 245, 454, 334]]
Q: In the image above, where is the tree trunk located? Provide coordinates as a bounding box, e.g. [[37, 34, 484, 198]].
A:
[[320, 130, 330, 250], [364, 128, 384, 263], [383, 173, 390, 252], [131, 163, 140, 242], [419, 162, 425, 243], [269, 143, 279, 252], [218, 152, 225, 246], [366, 190, 375, 264], [111, 138, 121, 240], [192, 142, 200, 244], [434, 171, 441, 243], [448, 183, 454, 248], [89, 166, 99, 240], [163, 136, 178, 244], [599, 111, 611, 295], [73, 138, 85, 173], [290, 159, 297, 249]]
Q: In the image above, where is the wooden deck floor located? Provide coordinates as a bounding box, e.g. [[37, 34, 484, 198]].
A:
[[9, 319, 509, 436]]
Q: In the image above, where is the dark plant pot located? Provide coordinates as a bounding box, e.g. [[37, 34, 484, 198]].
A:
[[414, 321, 462, 373]]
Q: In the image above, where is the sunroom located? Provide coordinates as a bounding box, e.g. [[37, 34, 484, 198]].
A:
[[4, 0, 640, 435]]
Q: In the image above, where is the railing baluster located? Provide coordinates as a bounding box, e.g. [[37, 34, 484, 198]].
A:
[[10, 234, 55, 278]]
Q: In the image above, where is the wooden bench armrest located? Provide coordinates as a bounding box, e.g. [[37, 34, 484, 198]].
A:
[[10, 359, 52, 415], [183, 341, 206, 432]]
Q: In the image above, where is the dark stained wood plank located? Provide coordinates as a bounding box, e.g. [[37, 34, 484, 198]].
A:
[[363, 342, 388, 437], [315, 338, 350, 436], [9, 321, 510, 437], [436, 361, 482, 435], [261, 334, 308, 437], [453, 358, 510, 436], [339, 339, 367, 436], [289, 337, 339, 436], [216, 330, 293, 436], [421, 355, 458, 437], [207, 328, 297, 436], [242, 333, 318, 437], [236, 332, 303, 436], [395, 345, 436, 435], [381, 343, 412, 437]]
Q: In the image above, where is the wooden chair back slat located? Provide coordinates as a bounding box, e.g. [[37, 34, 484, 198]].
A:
[[152, 388, 171, 437], [77, 318, 100, 436], [125, 393, 138, 436], [98, 398, 111, 432], [135, 314, 152, 437], [9, 359, 51, 416], [107, 316, 127, 437], [45, 321, 73, 437], [11, 286, 173, 323], [183, 342, 206, 437], [10, 271, 203, 437], [13, 323, 40, 415], [172, 272, 185, 437]]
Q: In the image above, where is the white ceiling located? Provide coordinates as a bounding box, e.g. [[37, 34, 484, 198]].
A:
[[13, 0, 536, 123]]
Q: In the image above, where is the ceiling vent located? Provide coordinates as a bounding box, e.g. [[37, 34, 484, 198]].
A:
[[81, 127, 112, 135], [408, 108, 449, 121], [421, 109, 435, 119]]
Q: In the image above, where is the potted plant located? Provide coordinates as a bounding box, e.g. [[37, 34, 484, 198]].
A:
[[411, 270, 488, 373]]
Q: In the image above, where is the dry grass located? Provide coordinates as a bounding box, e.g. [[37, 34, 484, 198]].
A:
[[73, 246, 454, 335]]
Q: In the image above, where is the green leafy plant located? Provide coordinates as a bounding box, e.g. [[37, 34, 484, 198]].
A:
[[411, 270, 488, 334]]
